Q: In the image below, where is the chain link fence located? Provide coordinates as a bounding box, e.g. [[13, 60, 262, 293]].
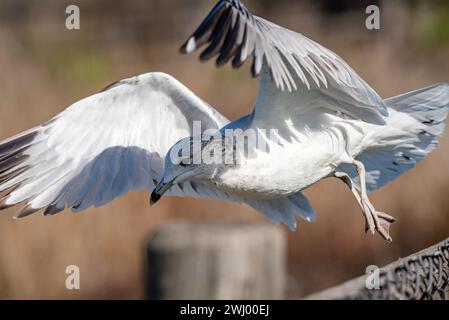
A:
[[306, 237, 449, 300]]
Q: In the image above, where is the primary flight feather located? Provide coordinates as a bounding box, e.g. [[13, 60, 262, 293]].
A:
[[1, 0, 449, 241]]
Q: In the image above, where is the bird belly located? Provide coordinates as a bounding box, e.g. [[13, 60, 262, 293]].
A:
[[213, 122, 365, 199]]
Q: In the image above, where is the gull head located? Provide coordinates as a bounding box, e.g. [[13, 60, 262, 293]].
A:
[[150, 134, 234, 206]]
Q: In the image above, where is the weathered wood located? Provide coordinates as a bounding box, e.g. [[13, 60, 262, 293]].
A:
[[146, 221, 286, 300]]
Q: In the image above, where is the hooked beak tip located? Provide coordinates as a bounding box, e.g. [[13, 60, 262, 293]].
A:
[[150, 190, 162, 207], [151, 176, 179, 207]]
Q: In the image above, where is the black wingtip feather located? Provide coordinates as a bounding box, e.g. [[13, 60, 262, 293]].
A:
[[14, 204, 40, 219], [100, 80, 122, 93], [0, 166, 29, 185], [0, 131, 37, 160], [180, 1, 227, 54], [181, 0, 259, 76], [0, 153, 29, 176], [251, 63, 259, 78], [0, 197, 14, 210], [0, 185, 19, 210], [199, 6, 233, 61], [43, 204, 64, 216], [216, 12, 241, 66], [251, 55, 263, 78], [232, 47, 246, 69]]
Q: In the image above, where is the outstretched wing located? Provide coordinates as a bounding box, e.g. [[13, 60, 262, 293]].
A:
[[0, 71, 316, 229], [181, 0, 388, 125], [0, 72, 230, 218]]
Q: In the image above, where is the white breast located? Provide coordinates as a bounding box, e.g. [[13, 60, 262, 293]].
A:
[[214, 115, 368, 199]]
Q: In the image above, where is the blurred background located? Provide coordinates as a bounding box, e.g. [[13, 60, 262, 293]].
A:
[[0, 0, 449, 299]]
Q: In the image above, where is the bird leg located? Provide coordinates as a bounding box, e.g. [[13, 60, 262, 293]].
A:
[[353, 160, 396, 242], [334, 171, 375, 233], [334, 165, 395, 242]]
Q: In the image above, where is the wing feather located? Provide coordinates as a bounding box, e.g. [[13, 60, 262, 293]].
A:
[[0, 72, 230, 217], [181, 0, 388, 125], [0, 71, 318, 229]]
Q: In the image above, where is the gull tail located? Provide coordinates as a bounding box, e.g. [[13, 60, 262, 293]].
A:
[[343, 82, 449, 192]]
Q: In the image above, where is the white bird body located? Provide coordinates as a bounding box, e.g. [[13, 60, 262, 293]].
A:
[[1, 0, 449, 240], [212, 99, 433, 201], [213, 117, 347, 199]]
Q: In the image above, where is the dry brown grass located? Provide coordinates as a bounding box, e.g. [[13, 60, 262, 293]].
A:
[[0, 0, 449, 299]]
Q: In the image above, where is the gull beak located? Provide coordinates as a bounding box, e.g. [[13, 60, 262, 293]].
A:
[[150, 178, 175, 206]]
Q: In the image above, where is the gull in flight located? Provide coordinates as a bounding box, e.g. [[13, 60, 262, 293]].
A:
[[1, 0, 449, 242]]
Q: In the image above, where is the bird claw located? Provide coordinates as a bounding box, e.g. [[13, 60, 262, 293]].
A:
[[361, 200, 395, 242], [334, 168, 396, 243], [377, 214, 394, 242], [377, 211, 396, 223]]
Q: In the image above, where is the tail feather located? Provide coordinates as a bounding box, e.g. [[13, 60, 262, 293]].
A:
[[388, 82, 449, 135], [342, 82, 449, 192]]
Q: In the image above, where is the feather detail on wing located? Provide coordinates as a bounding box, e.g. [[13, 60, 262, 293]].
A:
[[181, 0, 387, 125], [246, 192, 316, 230], [0, 72, 230, 217], [0, 71, 317, 229]]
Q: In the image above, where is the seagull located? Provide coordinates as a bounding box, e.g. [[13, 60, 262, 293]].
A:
[[1, 0, 448, 242]]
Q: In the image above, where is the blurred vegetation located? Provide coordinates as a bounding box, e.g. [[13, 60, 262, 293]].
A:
[[415, 3, 449, 48]]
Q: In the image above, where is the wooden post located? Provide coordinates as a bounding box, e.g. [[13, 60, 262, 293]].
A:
[[146, 221, 286, 300]]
